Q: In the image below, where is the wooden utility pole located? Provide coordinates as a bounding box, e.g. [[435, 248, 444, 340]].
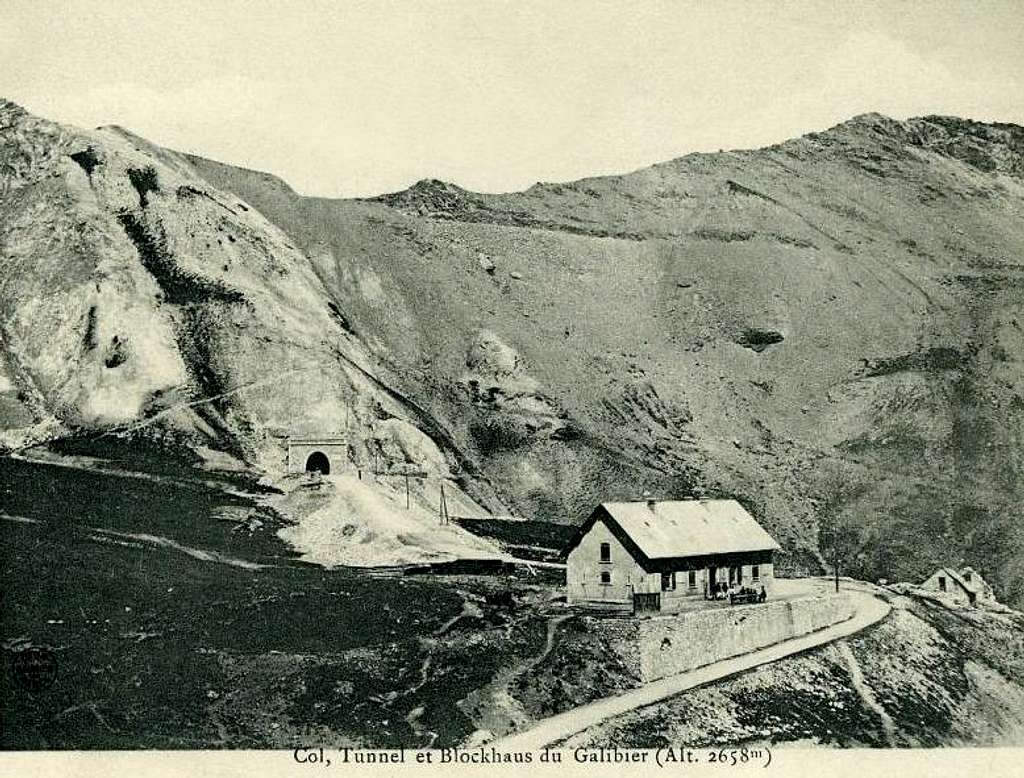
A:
[[821, 514, 843, 593], [834, 538, 840, 593], [439, 481, 449, 525]]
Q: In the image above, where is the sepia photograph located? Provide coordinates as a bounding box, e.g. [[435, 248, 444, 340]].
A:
[[2, 1, 1023, 775]]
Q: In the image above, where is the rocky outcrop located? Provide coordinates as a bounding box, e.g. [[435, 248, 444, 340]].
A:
[[0, 100, 498, 517], [736, 328, 785, 353], [461, 330, 571, 452]]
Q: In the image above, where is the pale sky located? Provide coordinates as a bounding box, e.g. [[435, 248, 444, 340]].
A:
[[3, 1, 1023, 197]]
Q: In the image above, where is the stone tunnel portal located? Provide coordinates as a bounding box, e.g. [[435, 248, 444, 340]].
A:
[[286, 436, 347, 475]]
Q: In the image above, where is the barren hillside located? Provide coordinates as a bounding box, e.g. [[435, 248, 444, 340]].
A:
[[3, 101, 1023, 603]]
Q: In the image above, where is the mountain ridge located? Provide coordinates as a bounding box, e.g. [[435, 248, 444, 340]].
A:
[[359, 111, 1024, 205], [3, 100, 1024, 604]]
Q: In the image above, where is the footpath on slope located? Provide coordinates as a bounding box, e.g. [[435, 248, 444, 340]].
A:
[[494, 590, 891, 751], [7, 450, 257, 497], [1, 512, 268, 570]]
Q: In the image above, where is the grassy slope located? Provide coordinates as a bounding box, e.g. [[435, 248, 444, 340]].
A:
[[0, 457, 556, 749], [188, 116, 1024, 607]]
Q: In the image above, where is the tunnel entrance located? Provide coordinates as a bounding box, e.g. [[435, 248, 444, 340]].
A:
[[287, 435, 346, 475], [305, 451, 331, 475]]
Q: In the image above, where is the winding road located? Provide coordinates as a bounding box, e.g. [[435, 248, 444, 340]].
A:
[[494, 589, 891, 750]]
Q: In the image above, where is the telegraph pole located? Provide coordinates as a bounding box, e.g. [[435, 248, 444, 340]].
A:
[[834, 537, 840, 593], [823, 514, 841, 593], [439, 481, 449, 525]]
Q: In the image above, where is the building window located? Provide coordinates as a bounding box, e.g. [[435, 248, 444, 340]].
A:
[[752, 565, 760, 581], [599, 542, 611, 562], [661, 572, 676, 591], [688, 570, 697, 589], [938, 576, 947, 592], [600, 571, 612, 585], [964, 571, 973, 582]]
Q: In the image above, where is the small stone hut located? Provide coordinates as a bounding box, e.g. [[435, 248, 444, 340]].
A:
[[921, 566, 996, 607]]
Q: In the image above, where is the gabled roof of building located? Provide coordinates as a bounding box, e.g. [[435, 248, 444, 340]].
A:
[[930, 567, 974, 595], [563, 499, 780, 564]]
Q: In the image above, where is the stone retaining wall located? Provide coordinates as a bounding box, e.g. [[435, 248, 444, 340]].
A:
[[588, 593, 854, 682]]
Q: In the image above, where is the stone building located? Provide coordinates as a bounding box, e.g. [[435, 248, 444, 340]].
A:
[[563, 499, 780, 614], [921, 566, 996, 607]]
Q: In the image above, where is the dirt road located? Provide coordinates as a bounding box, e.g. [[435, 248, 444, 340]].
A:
[[494, 589, 891, 750]]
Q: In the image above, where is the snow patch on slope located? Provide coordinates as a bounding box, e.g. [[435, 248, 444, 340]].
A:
[[275, 473, 504, 567]]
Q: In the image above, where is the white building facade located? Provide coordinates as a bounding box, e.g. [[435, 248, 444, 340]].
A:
[[564, 499, 779, 615]]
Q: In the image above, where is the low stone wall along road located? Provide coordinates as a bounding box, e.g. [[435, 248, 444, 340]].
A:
[[494, 589, 891, 750]]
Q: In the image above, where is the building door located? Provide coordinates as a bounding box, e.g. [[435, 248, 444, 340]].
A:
[[707, 566, 717, 598], [633, 592, 661, 614]]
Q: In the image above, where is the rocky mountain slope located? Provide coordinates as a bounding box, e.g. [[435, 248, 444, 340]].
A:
[[0, 98, 502, 563], [2, 101, 1023, 603]]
